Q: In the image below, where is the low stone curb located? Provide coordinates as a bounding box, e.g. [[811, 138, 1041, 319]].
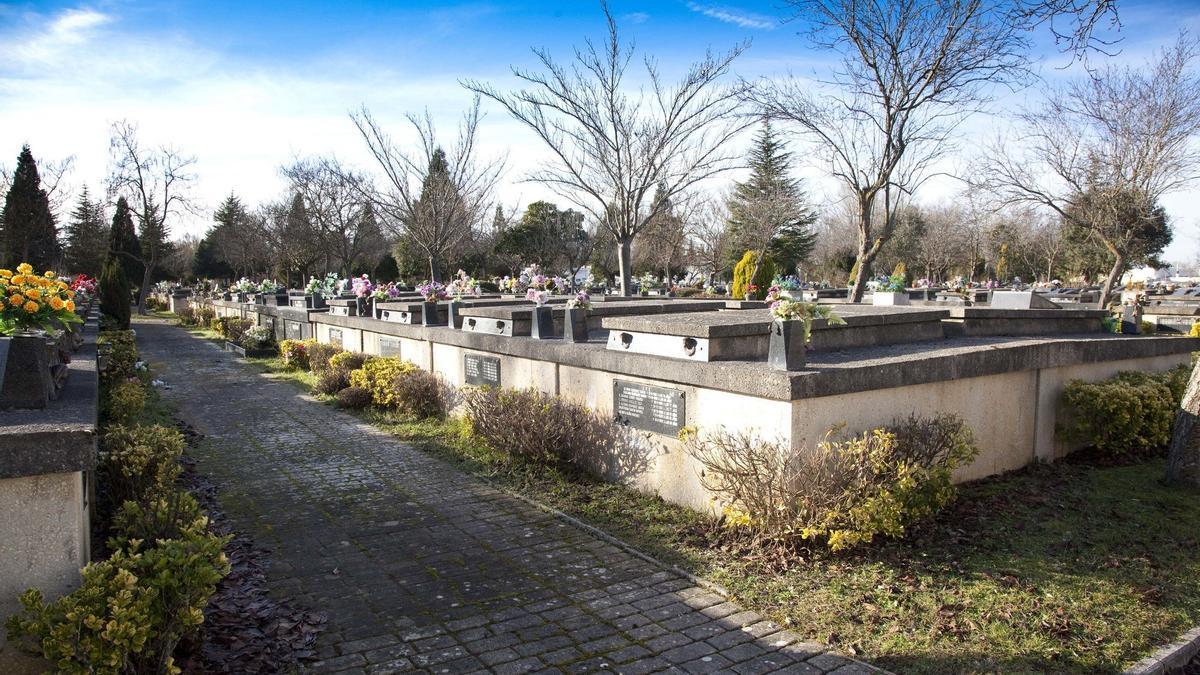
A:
[[1123, 625, 1200, 674]]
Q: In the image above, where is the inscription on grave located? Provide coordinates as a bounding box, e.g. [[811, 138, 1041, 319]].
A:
[[464, 353, 501, 386], [285, 320, 303, 340], [379, 337, 402, 357], [328, 328, 344, 348], [614, 380, 685, 435]]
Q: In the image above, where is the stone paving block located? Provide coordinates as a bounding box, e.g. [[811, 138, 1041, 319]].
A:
[[134, 320, 884, 675]]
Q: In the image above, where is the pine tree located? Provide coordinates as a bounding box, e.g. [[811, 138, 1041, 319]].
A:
[[63, 186, 109, 276], [724, 121, 816, 276], [1, 145, 59, 269], [108, 197, 144, 290]]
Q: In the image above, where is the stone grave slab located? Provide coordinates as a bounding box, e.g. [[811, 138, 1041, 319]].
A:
[[990, 290, 1060, 310]]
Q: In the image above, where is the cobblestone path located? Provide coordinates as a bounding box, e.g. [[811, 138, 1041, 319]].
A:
[[136, 320, 881, 675]]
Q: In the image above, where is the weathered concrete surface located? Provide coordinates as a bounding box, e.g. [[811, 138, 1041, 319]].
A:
[[137, 319, 882, 674]]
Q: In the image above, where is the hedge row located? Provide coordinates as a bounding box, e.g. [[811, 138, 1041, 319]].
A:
[[5, 331, 230, 674]]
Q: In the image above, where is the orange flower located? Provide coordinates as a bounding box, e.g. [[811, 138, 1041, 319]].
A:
[[49, 296, 65, 310], [10, 275, 24, 284], [44, 271, 55, 278], [16, 263, 32, 274], [66, 290, 76, 298], [22, 300, 39, 313], [9, 294, 24, 306], [65, 299, 75, 312], [26, 288, 41, 300], [0, 269, 11, 278]]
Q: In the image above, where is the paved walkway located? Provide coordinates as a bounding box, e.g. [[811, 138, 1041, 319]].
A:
[[136, 320, 879, 675]]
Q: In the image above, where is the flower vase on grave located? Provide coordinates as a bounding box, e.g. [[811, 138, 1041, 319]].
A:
[[530, 306, 555, 339], [563, 307, 587, 343], [421, 301, 445, 327], [767, 319, 805, 371], [446, 300, 461, 329], [0, 331, 55, 410]]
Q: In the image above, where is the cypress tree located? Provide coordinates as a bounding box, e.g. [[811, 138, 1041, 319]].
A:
[[63, 186, 109, 277], [1, 145, 59, 269], [108, 197, 144, 291], [724, 120, 816, 276], [99, 255, 131, 330]]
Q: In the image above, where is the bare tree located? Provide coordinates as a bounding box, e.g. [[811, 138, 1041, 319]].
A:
[[282, 158, 384, 277], [107, 120, 199, 314], [1011, 0, 1121, 58], [975, 34, 1200, 306], [686, 196, 730, 282], [350, 98, 503, 282], [462, 3, 751, 295], [747, 0, 1028, 301]]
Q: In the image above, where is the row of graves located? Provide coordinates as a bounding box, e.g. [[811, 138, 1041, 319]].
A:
[[181, 276, 1197, 511]]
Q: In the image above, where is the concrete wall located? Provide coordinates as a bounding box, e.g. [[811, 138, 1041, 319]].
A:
[[0, 471, 90, 673], [237, 303, 1196, 511]]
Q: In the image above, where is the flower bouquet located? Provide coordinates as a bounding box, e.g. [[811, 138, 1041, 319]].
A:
[[369, 282, 402, 319], [767, 298, 844, 371], [0, 264, 82, 409], [564, 291, 592, 343], [416, 281, 448, 326]]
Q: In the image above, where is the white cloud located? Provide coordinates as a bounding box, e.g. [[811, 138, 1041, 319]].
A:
[[686, 2, 774, 30]]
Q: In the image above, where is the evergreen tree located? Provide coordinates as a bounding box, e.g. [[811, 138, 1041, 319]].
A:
[[1, 145, 59, 269], [724, 121, 816, 276], [63, 186, 109, 276], [108, 197, 144, 290], [193, 228, 233, 280], [99, 254, 131, 330]]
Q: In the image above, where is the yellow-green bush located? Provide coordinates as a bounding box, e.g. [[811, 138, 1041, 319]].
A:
[[306, 341, 343, 373], [349, 357, 416, 408], [1059, 367, 1188, 458], [5, 514, 230, 675], [100, 424, 185, 508], [99, 330, 139, 385], [210, 317, 251, 342], [732, 250, 775, 300], [685, 414, 978, 552], [102, 379, 147, 425], [279, 339, 310, 370]]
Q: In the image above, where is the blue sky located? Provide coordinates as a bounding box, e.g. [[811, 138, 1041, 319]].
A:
[[1, 0, 1199, 262]]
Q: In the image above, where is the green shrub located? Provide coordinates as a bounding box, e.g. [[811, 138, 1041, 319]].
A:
[[110, 490, 203, 548], [174, 306, 196, 326], [5, 516, 230, 675], [336, 386, 373, 409], [1059, 367, 1187, 458], [194, 305, 215, 327], [732, 250, 775, 300], [99, 256, 131, 330], [101, 379, 146, 425], [391, 368, 446, 419], [239, 325, 275, 351], [306, 341, 343, 373], [463, 387, 614, 467], [348, 357, 416, 408], [99, 330, 139, 385], [210, 317, 251, 342], [279, 339, 309, 369], [100, 424, 185, 507], [328, 351, 367, 373], [684, 414, 979, 552]]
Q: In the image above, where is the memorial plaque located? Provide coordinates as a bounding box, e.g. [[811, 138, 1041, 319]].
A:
[[613, 380, 685, 435], [328, 328, 344, 348], [464, 353, 501, 386], [379, 337, 402, 357], [285, 320, 303, 340], [290, 298, 307, 309]]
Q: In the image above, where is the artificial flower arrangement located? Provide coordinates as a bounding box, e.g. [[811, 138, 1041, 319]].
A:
[[350, 274, 373, 298], [915, 277, 932, 289], [883, 273, 906, 293], [519, 264, 568, 294], [70, 274, 97, 301], [495, 275, 521, 293], [566, 291, 592, 310], [258, 278, 283, 294], [447, 269, 482, 300], [769, 297, 845, 343], [304, 273, 338, 298], [154, 280, 173, 295], [525, 288, 551, 306], [772, 275, 804, 291], [370, 282, 402, 301], [0, 263, 81, 335], [637, 272, 660, 290], [230, 277, 257, 294], [417, 281, 449, 302], [239, 325, 275, 350]]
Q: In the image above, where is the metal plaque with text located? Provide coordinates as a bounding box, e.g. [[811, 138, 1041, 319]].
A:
[[285, 320, 303, 340], [463, 353, 501, 387], [614, 380, 685, 436], [328, 328, 344, 348], [379, 337, 402, 357]]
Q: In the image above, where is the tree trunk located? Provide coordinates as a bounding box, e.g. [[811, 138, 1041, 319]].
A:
[[850, 249, 872, 303], [136, 257, 155, 315], [617, 237, 633, 297], [1098, 252, 1125, 309], [428, 256, 441, 283], [1167, 359, 1200, 487]]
